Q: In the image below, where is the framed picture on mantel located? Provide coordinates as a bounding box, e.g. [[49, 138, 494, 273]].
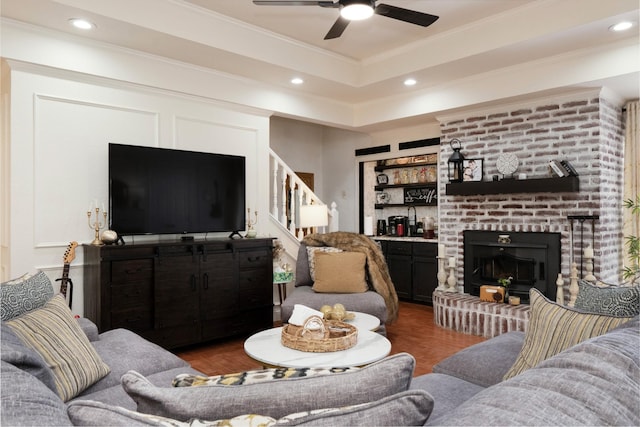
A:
[[463, 159, 483, 182]]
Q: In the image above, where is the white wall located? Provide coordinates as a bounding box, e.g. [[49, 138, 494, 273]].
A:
[[269, 116, 372, 232], [2, 64, 271, 315], [269, 117, 325, 197], [322, 127, 370, 232]]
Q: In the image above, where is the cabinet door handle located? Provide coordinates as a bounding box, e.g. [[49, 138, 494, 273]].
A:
[[191, 275, 197, 291], [203, 273, 209, 290]]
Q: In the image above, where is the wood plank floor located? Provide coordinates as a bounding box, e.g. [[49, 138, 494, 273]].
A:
[[176, 301, 485, 377]]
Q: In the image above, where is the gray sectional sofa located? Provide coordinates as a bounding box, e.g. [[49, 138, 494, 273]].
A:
[[2, 271, 639, 425]]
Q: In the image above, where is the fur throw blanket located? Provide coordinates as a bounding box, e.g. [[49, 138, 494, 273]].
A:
[[303, 232, 399, 323]]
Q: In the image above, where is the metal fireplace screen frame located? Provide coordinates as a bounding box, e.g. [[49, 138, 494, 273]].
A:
[[463, 231, 561, 303]]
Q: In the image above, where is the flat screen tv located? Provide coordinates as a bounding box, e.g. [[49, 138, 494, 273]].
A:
[[109, 143, 246, 237]]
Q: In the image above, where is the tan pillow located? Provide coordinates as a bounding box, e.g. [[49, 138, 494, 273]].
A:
[[312, 252, 368, 293]]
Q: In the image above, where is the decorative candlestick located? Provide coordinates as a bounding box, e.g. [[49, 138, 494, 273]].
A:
[[246, 208, 258, 238], [446, 264, 457, 293], [568, 262, 579, 307], [436, 256, 448, 291], [556, 273, 564, 305], [584, 246, 596, 282], [87, 206, 107, 246]]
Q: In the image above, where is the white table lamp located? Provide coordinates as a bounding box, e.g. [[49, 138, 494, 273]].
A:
[[300, 204, 328, 234]]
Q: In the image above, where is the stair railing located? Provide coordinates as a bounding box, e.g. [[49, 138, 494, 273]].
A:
[[269, 149, 337, 241]]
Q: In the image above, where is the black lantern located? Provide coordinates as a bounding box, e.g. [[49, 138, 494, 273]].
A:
[[447, 139, 465, 183]]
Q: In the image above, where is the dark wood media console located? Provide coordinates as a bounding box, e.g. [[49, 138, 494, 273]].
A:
[[83, 238, 274, 349]]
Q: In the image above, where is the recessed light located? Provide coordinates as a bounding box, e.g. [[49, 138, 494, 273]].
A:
[[609, 21, 633, 32], [69, 18, 95, 30], [291, 77, 304, 85], [404, 78, 417, 86]]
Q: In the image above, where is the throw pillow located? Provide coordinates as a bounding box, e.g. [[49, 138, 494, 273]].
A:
[[68, 400, 277, 427], [574, 280, 640, 317], [503, 288, 633, 380], [5, 294, 110, 401], [123, 353, 415, 421], [172, 366, 355, 387], [306, 246, 343, 281], [312, 251, 368, 293], [1, 270, 54, 321], [276, 390, 434, 426]]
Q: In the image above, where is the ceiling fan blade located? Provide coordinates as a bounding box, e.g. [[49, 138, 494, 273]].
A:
[[324, 15, 350, 39], [374, 3, 439, 27], [253, 1, 338, 7]]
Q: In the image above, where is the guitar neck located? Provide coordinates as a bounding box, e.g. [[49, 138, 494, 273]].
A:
[[60, 263, 71, 297]]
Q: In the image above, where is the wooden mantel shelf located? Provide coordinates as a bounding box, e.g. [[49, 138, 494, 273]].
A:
[[445, 176, 579, 196]]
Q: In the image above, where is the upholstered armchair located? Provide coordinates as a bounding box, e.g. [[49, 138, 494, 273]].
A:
[[280, 232, 399, 335]]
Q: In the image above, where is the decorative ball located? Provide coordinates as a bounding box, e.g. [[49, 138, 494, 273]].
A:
[[101, 230, 118, 244], [331, 308, 346, 321], [320, 305, 333, 318]]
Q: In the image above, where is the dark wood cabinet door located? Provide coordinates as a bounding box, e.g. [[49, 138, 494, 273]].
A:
[[387, 254, 412, 299], [412, 257, 437, 303], [155, 254, 201, 330], [412, 242, 438, 303]]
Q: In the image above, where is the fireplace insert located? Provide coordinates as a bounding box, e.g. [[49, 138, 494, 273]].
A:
[[463, 230, 561, 303]]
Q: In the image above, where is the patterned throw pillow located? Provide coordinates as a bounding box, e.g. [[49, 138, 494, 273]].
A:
[[173, 366, 355, 387], [503, 288, 633, 380], [1, 271, 54, 321], [574, 280, 640, 317], [5, 295, 110, 401], [306, 246, 343, 281]]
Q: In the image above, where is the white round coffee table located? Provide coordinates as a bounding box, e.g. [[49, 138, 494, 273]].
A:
[[342, 311, 380, 331], [244, 327, 391, 368]]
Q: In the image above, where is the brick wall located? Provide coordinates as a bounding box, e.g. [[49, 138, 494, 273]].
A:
[[438, 90, 626, 296]]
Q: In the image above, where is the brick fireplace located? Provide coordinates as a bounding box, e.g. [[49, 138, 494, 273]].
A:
[[437, 89, 626, 301]]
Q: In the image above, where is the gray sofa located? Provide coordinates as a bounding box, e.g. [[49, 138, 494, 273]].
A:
[[3, 312, 638, 426], [1, 317, 202, 426], [2, 272, 639, 425]]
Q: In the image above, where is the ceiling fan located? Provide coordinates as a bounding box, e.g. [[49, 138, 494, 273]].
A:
[[252, 1, 439, 40]]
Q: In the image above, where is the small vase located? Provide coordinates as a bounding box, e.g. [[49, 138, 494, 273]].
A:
[[503, 287, 509, 303]]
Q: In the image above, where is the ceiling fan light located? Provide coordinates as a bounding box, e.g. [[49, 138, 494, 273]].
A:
[[341, 1, 374, 21]]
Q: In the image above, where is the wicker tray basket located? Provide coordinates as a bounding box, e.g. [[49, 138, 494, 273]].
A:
[[281, 315, 358, 352]]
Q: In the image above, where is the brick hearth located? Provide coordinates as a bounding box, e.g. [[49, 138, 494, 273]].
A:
[[433, 291, 530, 338]]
